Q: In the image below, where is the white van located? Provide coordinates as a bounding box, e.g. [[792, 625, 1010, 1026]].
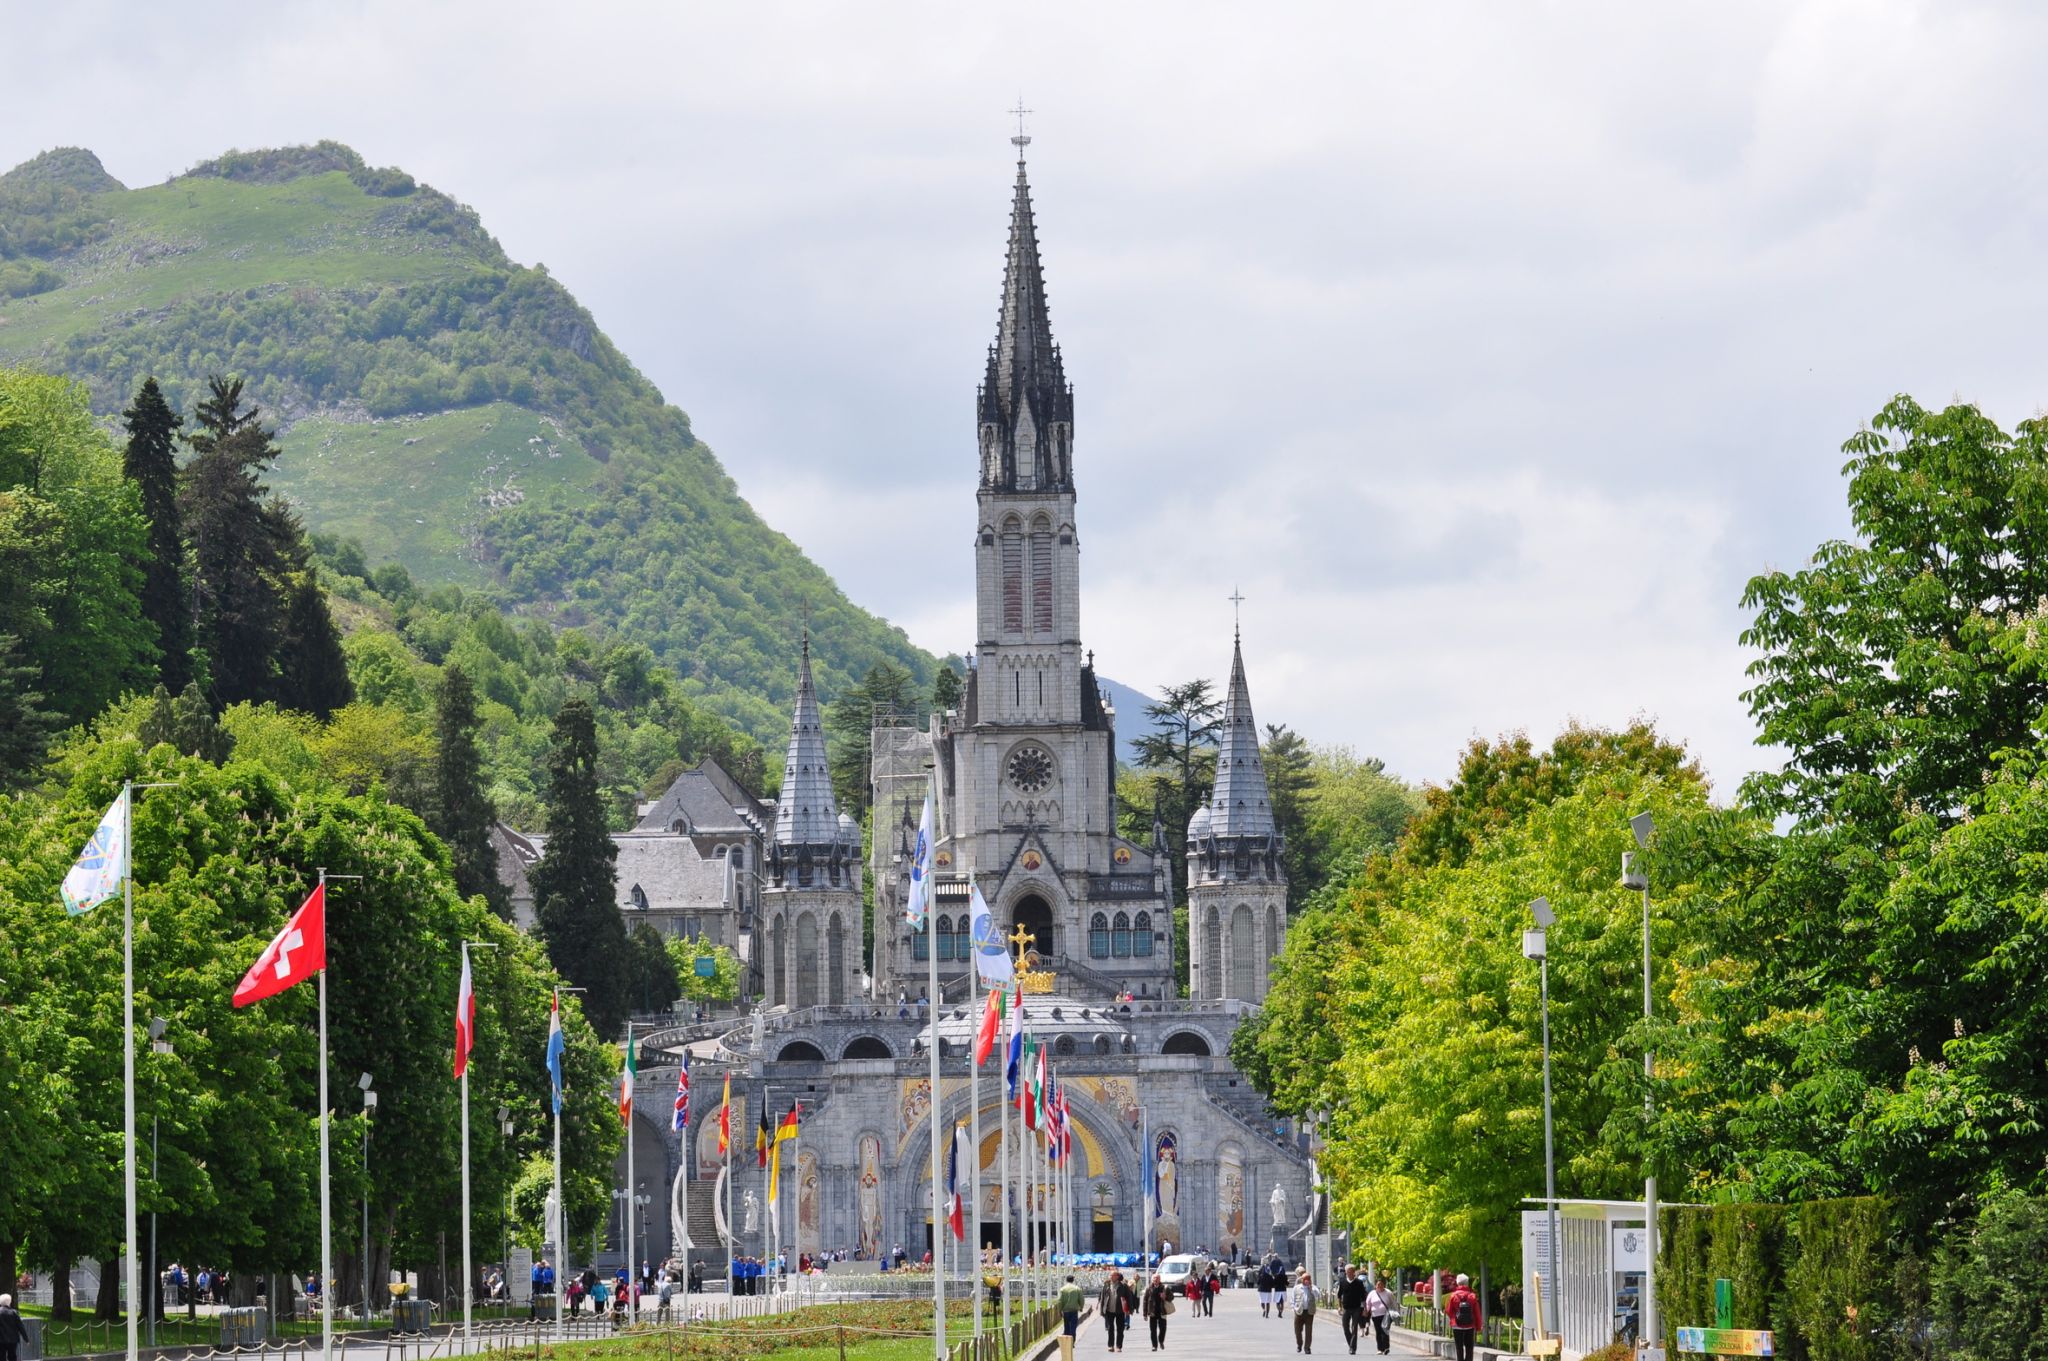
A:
[[1156, 1254, 1198, 1288]]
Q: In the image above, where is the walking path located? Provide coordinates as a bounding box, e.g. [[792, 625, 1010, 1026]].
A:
[[1068, 1287, 1435, 1361]]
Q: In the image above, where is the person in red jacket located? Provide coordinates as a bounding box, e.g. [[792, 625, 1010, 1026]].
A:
[[1443, 1275, 1483, 1361]]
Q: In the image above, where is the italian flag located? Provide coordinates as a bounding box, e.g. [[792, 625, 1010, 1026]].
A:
[[974, 986, 1006, 1067]]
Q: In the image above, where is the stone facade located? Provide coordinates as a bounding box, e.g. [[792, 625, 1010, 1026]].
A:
[[597, 151, 1314, 1276]]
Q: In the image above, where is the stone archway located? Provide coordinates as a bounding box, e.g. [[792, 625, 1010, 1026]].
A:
[[1012, 892, 1054, 960]]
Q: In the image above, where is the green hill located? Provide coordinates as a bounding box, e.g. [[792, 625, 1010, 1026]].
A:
[[0, 141, 938, 738]]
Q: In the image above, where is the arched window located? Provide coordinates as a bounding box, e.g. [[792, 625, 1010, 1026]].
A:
[[827, 913, 847, 1005], [1203, 909, 1222, 999], [795, 914, 820, 1008], [731, 846, 745, 870], [1089, 912, 1110, 958], [771, 915, 787, 1006], [1134, 911, 1155, 958], [1030, 521, 1054, 634], [1001, 519, 1024, 632], [1054, 1034, 1076, 1056], [912, 925, 929, 961], [1266, 904, 1280, 964], [1230, 904, 1255, 1000], [1111, 911, 1132, 958], [935, 914, 954, 962]]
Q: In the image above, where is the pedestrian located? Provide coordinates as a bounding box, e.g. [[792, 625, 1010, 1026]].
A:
[[1337, 1265, 1368, 1354], [1056, 1274, 1087, 1361], [1205, 1267, 1220, 1316], [1289, 1272, 1318, 1355], [1099, 1270, 1136, 1353], [1258, 1257, 1277, 1318], [0, 1294, 22, 1361], [1142, 1275, 1173, 1352], [1365, 1276, 1396, 1355], [1443, 1274, 1482, 1361]]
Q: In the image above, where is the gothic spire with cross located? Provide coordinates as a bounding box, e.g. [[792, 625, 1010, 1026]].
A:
[[979, 105, 1074, 493], [1206, 615, 1275, 839]]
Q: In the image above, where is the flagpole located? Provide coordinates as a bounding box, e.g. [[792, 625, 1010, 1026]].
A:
[[460, 944, 472, 1345], [921, 797, 945, 1361], [723, 1085, 733, 1304], [316, 868, 333, 1361], [970, 1041, 982, 1338], [118, 782, 139, 1361], [998, 1030, 1010, 1331], [1141, 1106, 1152, 1291], [625, 1023, 637, 1326], [552, 986, 564, 1343]]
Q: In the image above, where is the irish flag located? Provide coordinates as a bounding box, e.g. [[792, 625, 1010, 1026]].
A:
[[975, 986, 1006, 1067]]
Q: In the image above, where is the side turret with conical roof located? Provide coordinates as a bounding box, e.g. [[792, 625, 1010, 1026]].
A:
[[1187, 627, 1287, 1002], [762, 636, 864, 1008]]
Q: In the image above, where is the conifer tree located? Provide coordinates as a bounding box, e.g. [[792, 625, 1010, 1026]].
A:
[[179, 376, 285, 707], [431, 664, 509, 917], [138, 681, 234, 763], [0, 632, 55, 790], [531, 698, 629, 1036], [274, 569, 353, 718], [120, 377, 192, 693]]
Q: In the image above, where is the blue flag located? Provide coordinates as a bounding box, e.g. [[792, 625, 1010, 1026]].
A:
[[546, 991, 566, 1115], [1006, 1017, 1025, 1100]]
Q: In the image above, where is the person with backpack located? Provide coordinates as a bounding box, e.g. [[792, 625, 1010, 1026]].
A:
[[1289, 1272, 1319, 1353], [1443, 1274, 1482, 1361]]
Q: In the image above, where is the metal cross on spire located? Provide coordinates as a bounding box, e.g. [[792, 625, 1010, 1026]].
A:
[[1009, 98, 1033, 154], [1228, 586, 1247, 638]]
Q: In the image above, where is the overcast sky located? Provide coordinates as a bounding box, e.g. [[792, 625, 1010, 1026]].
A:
[[10, 1, 2048, 795]]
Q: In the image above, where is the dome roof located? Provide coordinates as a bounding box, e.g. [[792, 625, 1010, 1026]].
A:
[[916, 994, 1131, 1049], [1186, 804, 1212, 840], [837, 811, 860, 845]]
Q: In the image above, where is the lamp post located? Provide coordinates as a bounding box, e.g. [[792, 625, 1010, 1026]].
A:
[[1524, 898, 1559, 1341], [359, 1074, 377, 1321], [147, 1019, 172, 1347], [1624, 813, 1660, 1358], [499, 1108, 514, 1300]]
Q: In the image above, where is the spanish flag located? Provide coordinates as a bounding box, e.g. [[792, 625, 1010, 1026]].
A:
[[716, 1072, 731, 1155]]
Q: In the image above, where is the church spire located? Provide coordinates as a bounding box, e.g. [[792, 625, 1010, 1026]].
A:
[[1206, 629, 1275, 838], [978, 142, 1074, 493], [774, 633, 838, 846]]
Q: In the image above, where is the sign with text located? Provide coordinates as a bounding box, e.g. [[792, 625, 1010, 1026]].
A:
[[1676, 1328, 1775, 1356]]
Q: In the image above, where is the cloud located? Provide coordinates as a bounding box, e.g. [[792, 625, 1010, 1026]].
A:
[[8, 0, 2048, 792]]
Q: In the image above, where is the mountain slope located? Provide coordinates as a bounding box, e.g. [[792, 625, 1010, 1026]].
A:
[[0, 141, 936, 739]]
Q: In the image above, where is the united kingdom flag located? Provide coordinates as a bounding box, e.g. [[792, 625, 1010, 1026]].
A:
[[673, 1053, 690, 1132]]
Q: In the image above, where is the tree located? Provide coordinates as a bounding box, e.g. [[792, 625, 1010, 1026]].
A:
[[0, 367, 155, 723], [180, 376, 288, 708], [931, 662, 963, 716], [665, 935, 742, 1004], [137, 681, 235, 763], [825, 660, 918, 818], [532, 699, 630, 1036], [274, 569, 353, 718], [0, 633, 54, 790], [625, 923, 681, 1016], [431, 664, 509, 916], [1264, 723, 1316, 891], [121, 377, 192, 693], [1132, 678, 1221, 901]]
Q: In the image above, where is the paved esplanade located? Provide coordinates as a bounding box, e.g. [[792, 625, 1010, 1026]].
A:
[[1067, 1287, 1435, 1361]]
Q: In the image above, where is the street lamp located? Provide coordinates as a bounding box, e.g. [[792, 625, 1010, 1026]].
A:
[[147, 1018, 172, 1346], [1524, 897, 1559, 1340], [499, 1108, 514, 1298], [1624, 812, 1661, 1358], [359, 1074, 377, 1321]]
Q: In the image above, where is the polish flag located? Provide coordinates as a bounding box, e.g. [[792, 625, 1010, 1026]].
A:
[[233, 884, 327, 1008], [454, 950, 476, 1078]]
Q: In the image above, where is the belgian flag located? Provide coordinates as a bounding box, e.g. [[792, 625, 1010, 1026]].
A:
[[757, 1109, 771, 1168]]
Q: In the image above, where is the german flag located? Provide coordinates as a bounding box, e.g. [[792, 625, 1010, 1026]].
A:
[[775, 1102, 801, 1143]]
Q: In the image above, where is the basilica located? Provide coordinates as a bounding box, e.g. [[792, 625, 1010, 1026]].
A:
[[604, 145, 1319, 1278]]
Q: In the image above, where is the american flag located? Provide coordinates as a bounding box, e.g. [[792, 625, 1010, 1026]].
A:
[[672, 1053, 690, 1132]]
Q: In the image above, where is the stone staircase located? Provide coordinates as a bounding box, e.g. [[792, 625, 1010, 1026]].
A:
[[1200, 1071, 1305, 1164]]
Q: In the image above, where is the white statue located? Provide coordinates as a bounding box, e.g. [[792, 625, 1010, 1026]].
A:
[[1156, 1145, 1179, 1217], [1269, 1183, 1289, 1225], [742, 1189, 760, 1234]]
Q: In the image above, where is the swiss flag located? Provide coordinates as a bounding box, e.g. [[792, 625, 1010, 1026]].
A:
[[233, 884, 327, 1008]]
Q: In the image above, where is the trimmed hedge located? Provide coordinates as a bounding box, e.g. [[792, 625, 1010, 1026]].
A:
[[1658, 1198, 1904, 1361]]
